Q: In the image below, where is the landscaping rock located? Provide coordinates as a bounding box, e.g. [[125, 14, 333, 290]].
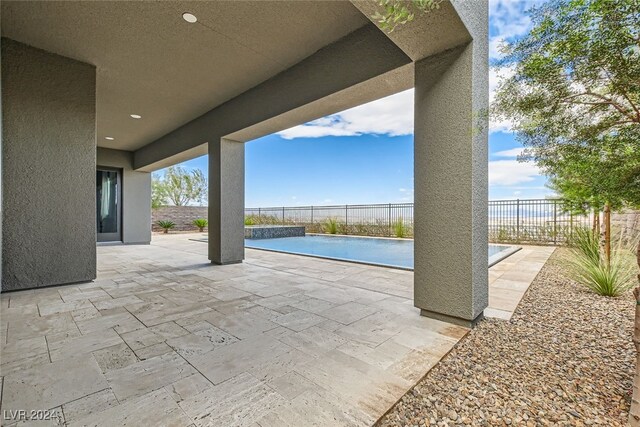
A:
[[378, 249, 635, 426]]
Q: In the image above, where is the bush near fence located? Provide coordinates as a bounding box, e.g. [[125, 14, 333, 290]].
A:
[[245, 203, 415, 238], [246, 200, 590, 244]]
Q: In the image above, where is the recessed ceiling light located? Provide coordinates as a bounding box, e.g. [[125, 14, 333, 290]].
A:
[[182, 12, 197, 23], [105, 136, 114, 141], [130, 114, 142, 119]]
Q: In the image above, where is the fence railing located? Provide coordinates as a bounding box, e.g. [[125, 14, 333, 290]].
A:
[[488, 199, 592, 244], [245, 199, 594, 245]]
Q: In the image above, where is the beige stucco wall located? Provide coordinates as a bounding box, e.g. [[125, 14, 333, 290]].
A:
[[2, 38, 96, 291]]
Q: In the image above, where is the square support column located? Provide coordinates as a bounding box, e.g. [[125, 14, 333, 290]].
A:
[[413, 41, 488, 327], [208, 137, 245, 265], [2, 38, 96, 291]]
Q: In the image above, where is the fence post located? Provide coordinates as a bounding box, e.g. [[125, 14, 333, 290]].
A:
[[310, 205, 314, 228], [570, 210, 574, 241], [388, 203, 392, 237], [258, 207, 261, 222], [553, 200, 557, 245], [282, 207, 285, 224], [345, 205, 348, 234], [516, 199, 520, 242]]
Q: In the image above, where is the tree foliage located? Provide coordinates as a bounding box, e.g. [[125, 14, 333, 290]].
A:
[[151, 166, 207, 207], [493, 4, 640, 420], [547, 135, 640, 214], [151, 176, 167, 209], [493, 0, 640, 211], [373, 0, 443, 32]]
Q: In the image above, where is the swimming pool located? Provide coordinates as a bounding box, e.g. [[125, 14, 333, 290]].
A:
[[245, 235, 519, 269]]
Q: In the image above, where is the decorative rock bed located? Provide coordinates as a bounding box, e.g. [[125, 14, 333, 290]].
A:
[[378, 248, 635, 426], [244, 225, 305, 239]]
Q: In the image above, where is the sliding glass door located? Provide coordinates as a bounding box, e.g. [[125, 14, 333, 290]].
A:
[[96, 168, 122, 242]]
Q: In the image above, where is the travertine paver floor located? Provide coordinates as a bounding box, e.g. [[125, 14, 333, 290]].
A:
[[485, 245, 555, 320], [0, 235, 552, 426]]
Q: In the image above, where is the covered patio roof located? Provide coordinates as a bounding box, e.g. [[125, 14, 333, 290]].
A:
[[1, 0, 469, 170]]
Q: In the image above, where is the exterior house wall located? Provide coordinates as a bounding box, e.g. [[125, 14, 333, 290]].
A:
[[1, 38, 96, 291], [1, 35, 3, 290], [97, 147, 151, 244]]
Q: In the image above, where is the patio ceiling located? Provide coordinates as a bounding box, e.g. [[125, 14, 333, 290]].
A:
[[0, 1, 368, 152]]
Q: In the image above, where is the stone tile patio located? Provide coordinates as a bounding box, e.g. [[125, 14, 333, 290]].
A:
[[0, 235, 553, 426], [486, 245, 555, 320]]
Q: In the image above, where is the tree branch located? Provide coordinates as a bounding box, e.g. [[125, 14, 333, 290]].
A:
[[560, 91, 638, 123]]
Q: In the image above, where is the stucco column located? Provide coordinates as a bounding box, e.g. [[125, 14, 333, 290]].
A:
[[2, 38, 96, 291], [413, 40, 488, 327], [208, 137, 245, 264]]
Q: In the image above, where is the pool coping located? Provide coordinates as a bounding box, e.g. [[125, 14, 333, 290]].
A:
[[488, 245, 522, 267], [306, 233, 413, 241], [244, 244, 416, 271]]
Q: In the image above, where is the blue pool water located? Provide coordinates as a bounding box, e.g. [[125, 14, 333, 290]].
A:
[[245, 235, 518, 269]]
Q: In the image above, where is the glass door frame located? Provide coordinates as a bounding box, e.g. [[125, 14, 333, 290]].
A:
[[96, 167, 123, 243]]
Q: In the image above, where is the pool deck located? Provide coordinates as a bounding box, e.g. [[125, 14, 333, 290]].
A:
[[0, 234, 553, 426], [486, 245, 555, 320]]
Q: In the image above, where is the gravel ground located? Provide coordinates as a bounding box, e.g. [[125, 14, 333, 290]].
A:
[[378, 248, 636, 426]]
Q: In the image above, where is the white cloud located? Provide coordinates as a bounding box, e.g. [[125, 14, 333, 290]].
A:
[[277, 90, 414, 140], [397, 188, 414, 202], [487, 0, 540, 133], [489, 0, 534, 59], [494, 147, 524, 158], [489, 160, 540, 186], [489, 36, 507, 60]]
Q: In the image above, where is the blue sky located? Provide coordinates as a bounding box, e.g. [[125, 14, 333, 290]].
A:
[[164, 0, 552, 207]]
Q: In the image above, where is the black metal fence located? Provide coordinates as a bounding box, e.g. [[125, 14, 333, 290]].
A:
[[245, 203, 414, 237], [488, 199, 591, 244], [245, 199, 593, 244]]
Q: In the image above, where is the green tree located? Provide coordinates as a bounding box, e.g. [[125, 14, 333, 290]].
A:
[[151, 173, 167, 209], [492, 0, 640, 248], [492, 0, 640, 422], [547, 137, 640, 215], [153, 166, 207, 207], [372, 0, 443, 32]]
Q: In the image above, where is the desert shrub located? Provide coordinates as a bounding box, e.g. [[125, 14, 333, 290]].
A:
[[394, 218, 407, 238], [157, 220, 176, 234], [567, 227, 601, 265], [193, 218, 208, 232], [324, 218, 338, 234], [566, 227, 635, 297]]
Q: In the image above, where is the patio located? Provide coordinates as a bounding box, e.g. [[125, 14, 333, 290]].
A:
[[0, 235, 553, 426], [0, 2, 505, 424]]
